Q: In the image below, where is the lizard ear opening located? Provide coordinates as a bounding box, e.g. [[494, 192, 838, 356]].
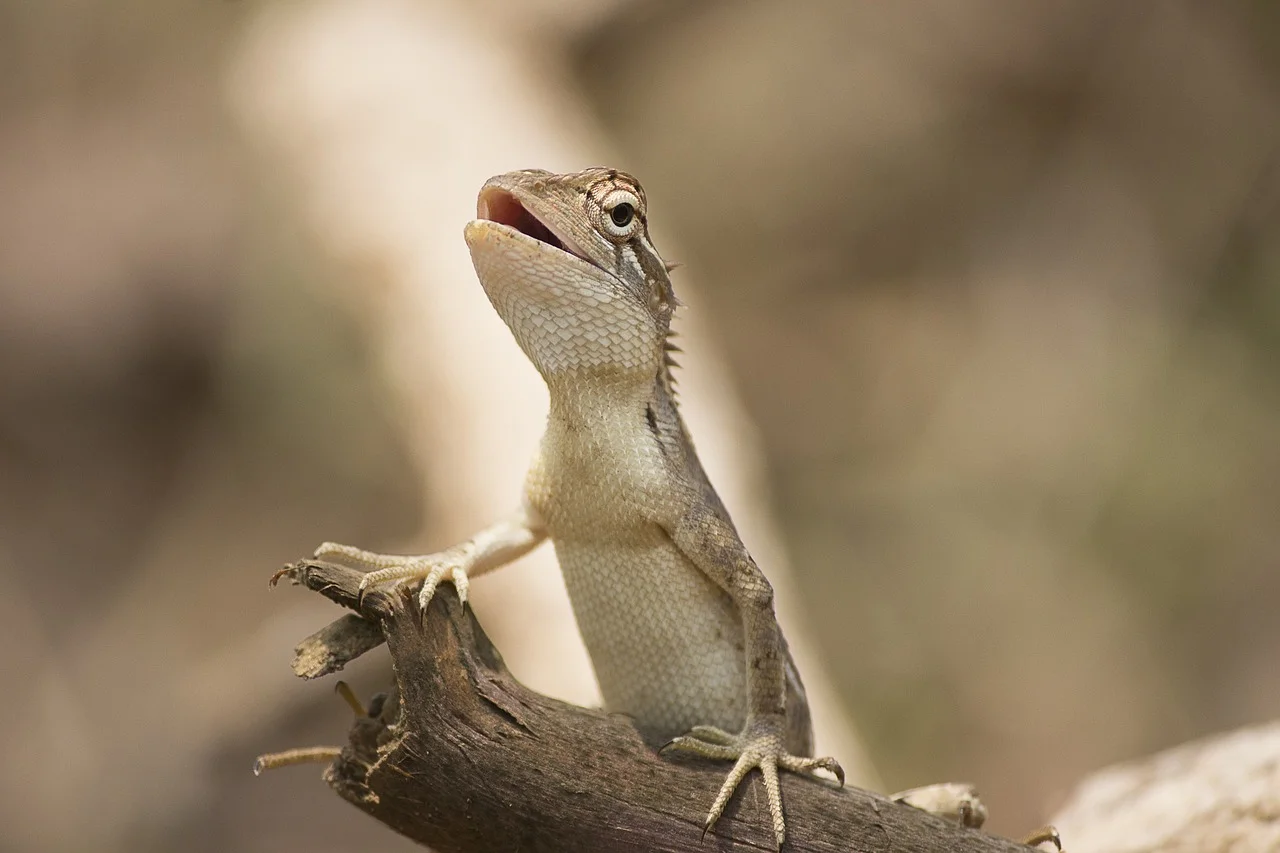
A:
[[478, 188, 567, 254]]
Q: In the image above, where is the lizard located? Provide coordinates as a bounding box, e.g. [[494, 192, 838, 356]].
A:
[[311, 167, 1041, 849]]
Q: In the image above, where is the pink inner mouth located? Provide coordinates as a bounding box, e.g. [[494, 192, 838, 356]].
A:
[[478, 189, 573, 255]]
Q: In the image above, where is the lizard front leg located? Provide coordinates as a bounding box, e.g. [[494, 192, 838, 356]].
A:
[[314, 505, 546, 610], [659, 503, 842, 848]]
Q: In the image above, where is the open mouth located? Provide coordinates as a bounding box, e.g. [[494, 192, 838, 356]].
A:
[[477, 188, 589, 263]]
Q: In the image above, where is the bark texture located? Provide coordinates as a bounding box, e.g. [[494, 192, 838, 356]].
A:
[[268, 560, 1032, 853]]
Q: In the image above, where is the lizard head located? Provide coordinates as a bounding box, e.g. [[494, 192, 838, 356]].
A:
[[464, 168, 678, 384]]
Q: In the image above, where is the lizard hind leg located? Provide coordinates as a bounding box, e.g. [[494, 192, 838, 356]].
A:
[[891, 785, 1064, 850], [663, 719, 843, 849], [891, 782, 988, 828]]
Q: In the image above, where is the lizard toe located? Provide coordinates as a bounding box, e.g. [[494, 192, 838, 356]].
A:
[[701, 748, 764, 843], [683, 725, 737, 745], [661, 735, 740, 761], [667, 717, 833, 849], [779, 753, 844, 786], [699, 736, 788, 849], [417, 563, 469, 610], [355, 561, 426, 608], [313, 541, 410, 570]]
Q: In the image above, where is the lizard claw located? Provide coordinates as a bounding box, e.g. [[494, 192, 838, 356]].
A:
[[416, 560, 470, 610], [312, 542, 470, 612], [664, 717, 842, 849], [683, 724, 737, 745], [781, 752, 844, 787]]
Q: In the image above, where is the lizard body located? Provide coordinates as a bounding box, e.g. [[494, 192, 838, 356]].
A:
[[467, 171, 806, 770], [318, 167, 835, 844], [315, 168, 1053, 849]]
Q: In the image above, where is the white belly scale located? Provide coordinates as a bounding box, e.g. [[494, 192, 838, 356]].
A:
[[526, 394, 748, 743]]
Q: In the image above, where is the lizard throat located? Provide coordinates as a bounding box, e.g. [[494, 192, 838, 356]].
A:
[[477, 188, 591, 266]]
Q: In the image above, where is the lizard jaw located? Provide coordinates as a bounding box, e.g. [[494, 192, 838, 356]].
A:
[[475, 187, 594, 269], [463, 216, 660, 379], [464, 171, 665, 380]]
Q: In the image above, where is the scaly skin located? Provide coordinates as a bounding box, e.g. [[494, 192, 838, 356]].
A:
[[314, 168, 1057, 850], [317, 168, 837, 846]]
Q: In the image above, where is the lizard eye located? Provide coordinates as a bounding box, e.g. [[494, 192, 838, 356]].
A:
[[600, 188, 642, 239]]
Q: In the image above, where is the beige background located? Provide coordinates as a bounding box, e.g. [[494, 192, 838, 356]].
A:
[[2, 2, 1278, 851]]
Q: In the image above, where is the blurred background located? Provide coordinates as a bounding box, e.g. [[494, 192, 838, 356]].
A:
[[2, 1, 1278, 851]]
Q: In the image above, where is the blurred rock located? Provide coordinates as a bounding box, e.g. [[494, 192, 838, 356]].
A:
[[1052, 721, 1280, 853]]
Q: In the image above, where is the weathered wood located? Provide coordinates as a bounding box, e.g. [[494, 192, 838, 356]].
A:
[[291, 612, 386, 679], [269, 560, 1033, 853]]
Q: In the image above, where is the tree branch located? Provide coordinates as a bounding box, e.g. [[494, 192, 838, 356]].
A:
[[267, 560, 1032, 853]]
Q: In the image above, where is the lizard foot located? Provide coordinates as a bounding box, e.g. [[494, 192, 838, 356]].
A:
[[662, 716, 843, 848], [891, 784, 1063, 850], [313, 541, 471, 610], [891, 782, 988, 828]]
